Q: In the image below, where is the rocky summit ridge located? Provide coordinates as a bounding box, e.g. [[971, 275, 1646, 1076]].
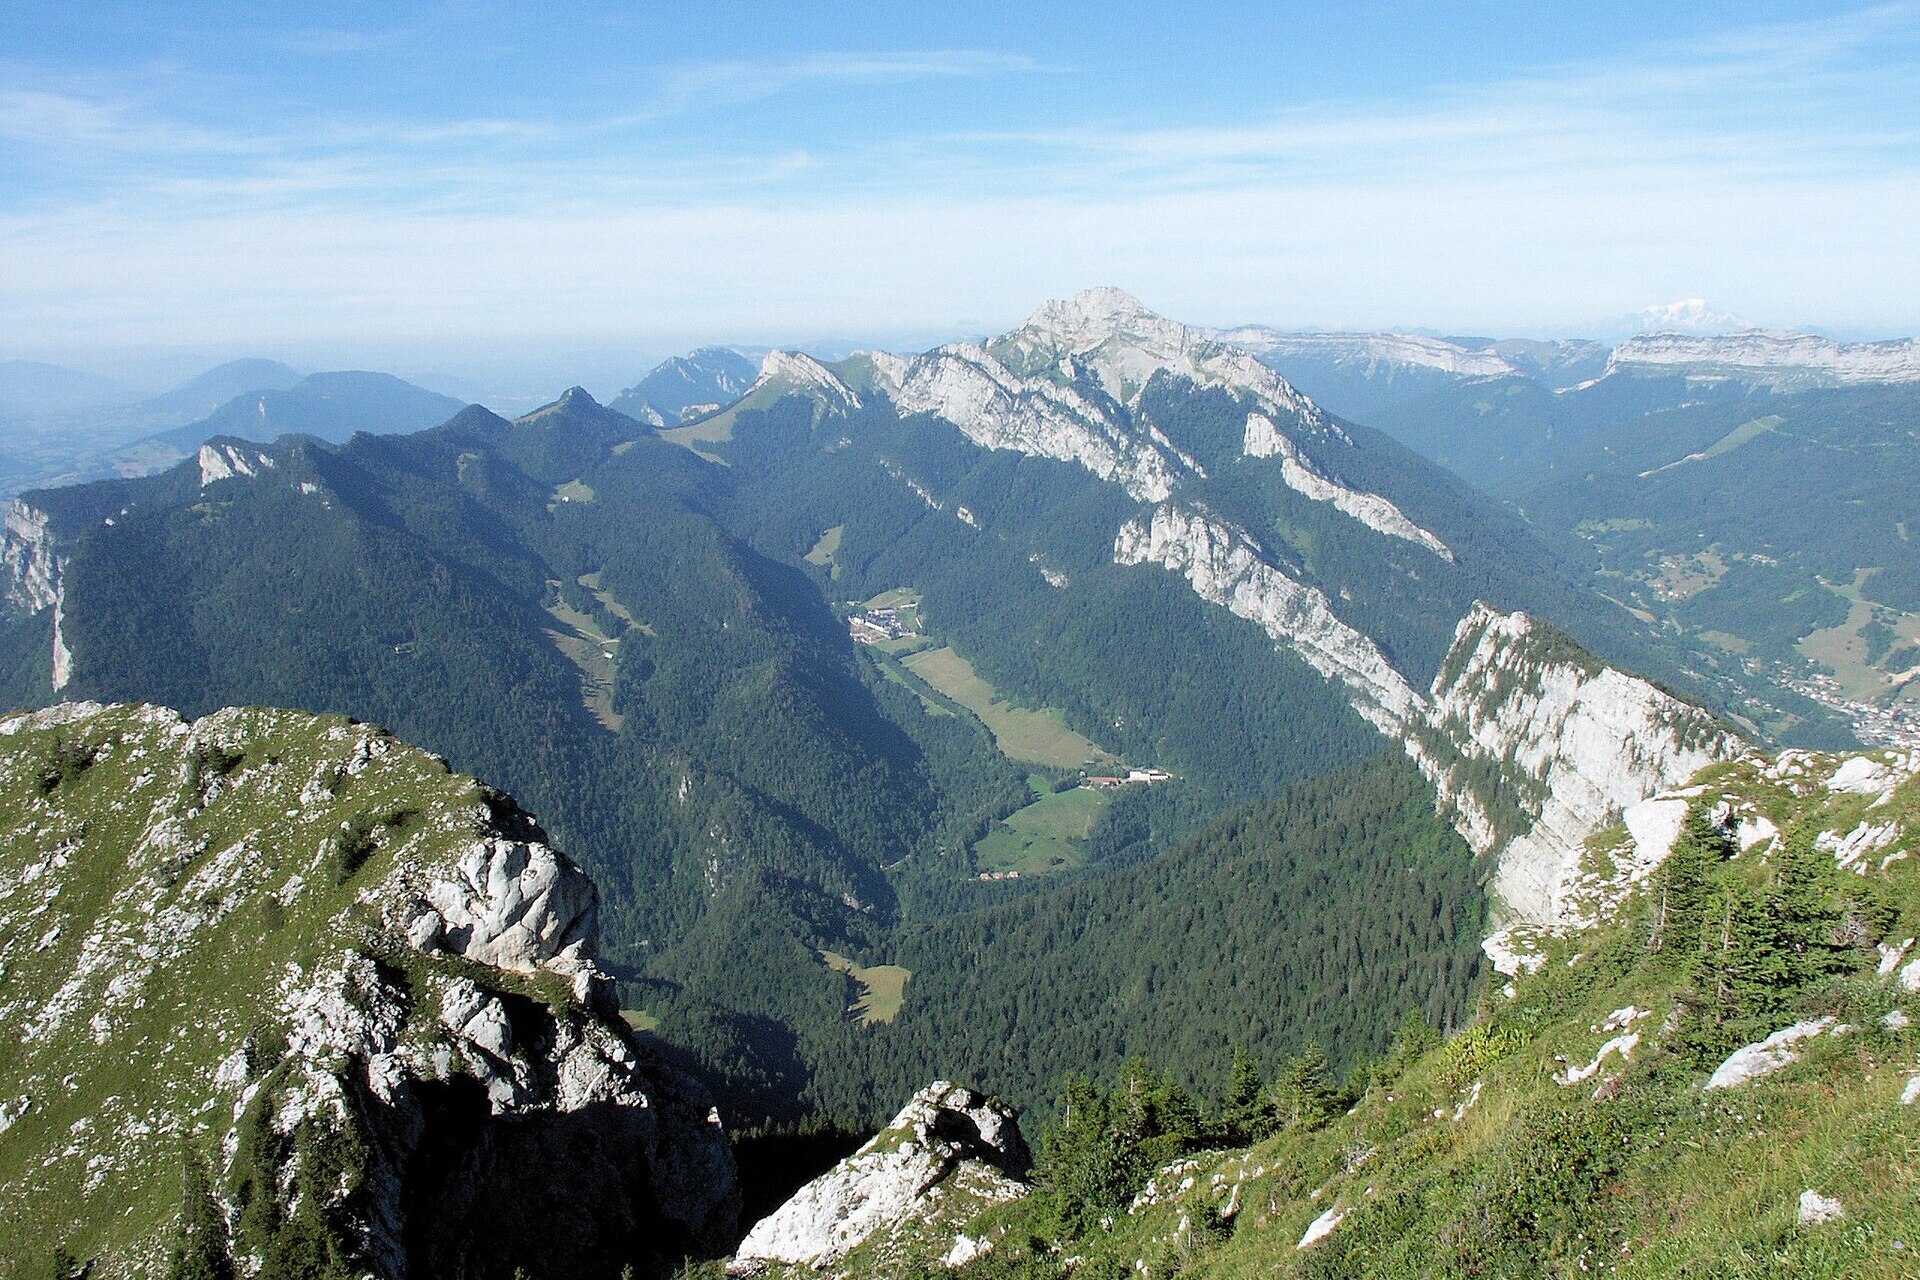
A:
[[0, 701, 736, 1279]]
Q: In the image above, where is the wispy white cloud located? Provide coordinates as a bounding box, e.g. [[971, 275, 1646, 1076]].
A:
[[1, 11, 1917, 350]]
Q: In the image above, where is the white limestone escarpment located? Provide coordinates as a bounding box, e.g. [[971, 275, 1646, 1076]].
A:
[[1241, 412, 1453, 559], [1211, 327, 1522, 378], [1408, 605, 1742, 944], [1608, 330, 1920, 387], [1, 498, 72, 690], [730, 1081, 1031, 1274], [864, 340, 1189, 502], [857, 288, 1353, 504], [1104, 513, 1743, 954], [1113, 504, 1421, 734]]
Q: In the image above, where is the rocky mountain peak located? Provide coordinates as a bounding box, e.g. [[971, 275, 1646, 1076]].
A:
[[1019, 286, 1171, 348], [753, 349, 863, 412]]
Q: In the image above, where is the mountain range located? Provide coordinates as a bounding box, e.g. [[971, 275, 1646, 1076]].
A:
[[6, 286, 1920, 1278], [1, 288, 1769, 1129]]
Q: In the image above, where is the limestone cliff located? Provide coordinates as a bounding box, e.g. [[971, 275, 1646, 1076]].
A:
[[1407, 605, 1743, 961], [1, 497, 71, 689]]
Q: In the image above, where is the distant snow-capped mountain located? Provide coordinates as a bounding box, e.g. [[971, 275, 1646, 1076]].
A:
[[1634, 298, 1747, 335]]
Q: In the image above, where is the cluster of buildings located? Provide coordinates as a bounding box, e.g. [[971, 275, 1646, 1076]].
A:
[[1783, 670, 1920, 750], [848, 607, 911, 645], [1083, 766, 1173, 789]]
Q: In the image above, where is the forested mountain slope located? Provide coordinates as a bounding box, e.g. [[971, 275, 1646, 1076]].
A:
[[0, 390, 1034, 1123], [1358, 371, 1920, 746], [793, 752, 1485, 1122]]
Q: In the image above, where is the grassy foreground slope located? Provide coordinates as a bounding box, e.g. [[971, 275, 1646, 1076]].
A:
[[807, 747, 1920, 1280]]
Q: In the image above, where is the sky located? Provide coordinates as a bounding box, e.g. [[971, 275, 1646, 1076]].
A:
[[3, 1, 1919, 391]]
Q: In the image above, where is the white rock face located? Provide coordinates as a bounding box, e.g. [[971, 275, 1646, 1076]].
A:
[[1557, 1032, 1639, 1087], [1100, 534, 1734, 955], [1609, 330, 1920, 387], [1214, 327, 1520, 378], [1005, 289, 1332, 426], [1705, 1018, 1836, 1091], [1243, 413, 1453, 559], [1114, 505, 1420, 733], [1296, 1205, 1348, 1249], [869, 339, 1188, 502], [196, 442, 276, 486], [1828, 755, 1895, 798], [731, 1081, 1031, 1273], [1410, 604, 1740, 937], [414, 836, 597, 973], [753, 350, 864, 415], [860, 288, 1358, 504], [2, 500, 62, 615], [1, 499, 73, 691], [944, 1234, 991, 1268]]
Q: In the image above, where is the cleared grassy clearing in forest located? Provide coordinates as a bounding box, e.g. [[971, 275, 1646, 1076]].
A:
[[974, 775, 1110, 875], [820, 951, 911, 1024], [804, 524, 843, 575], [902, 646, 1112, 769]]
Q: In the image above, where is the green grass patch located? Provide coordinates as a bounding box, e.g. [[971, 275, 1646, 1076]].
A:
[[972, 774, 1111, 875], [820, 951, 912, 1025], [902, 647, 1114, 769], [804, 524, 843, 577], [1797, 568, 1920, 701]]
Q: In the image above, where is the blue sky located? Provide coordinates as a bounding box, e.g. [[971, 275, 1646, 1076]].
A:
[[4, 1, 1918, 382]]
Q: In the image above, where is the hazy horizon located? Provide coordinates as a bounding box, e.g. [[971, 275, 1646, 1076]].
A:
[[6, 1, 1920, 393]]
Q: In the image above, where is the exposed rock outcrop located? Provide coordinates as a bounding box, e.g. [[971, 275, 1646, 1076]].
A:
[[1114, 504, 1420, 733], [730, 1082, 1030, 1274], [1705, 1018, 1841, 1091], [1, 497, 71, 690], [0, 702, 736, 1277], [1242, 413, 1452, 559], [1407, 604, 1741, 944], [752, 351, 864, 417], [866, 340, 1188, 502], [858, 288, 1376, 505]]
